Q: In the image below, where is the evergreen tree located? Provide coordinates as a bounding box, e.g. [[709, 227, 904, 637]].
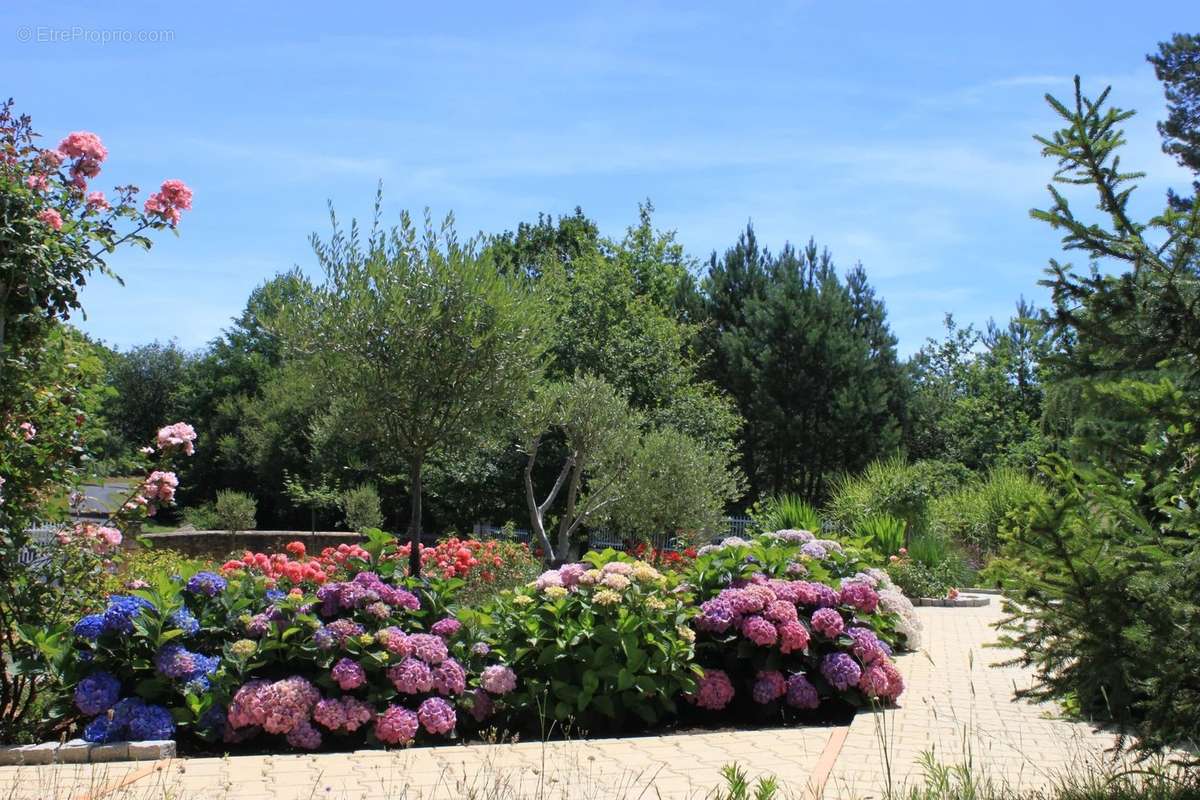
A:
[[699, 231, 905, 502], [1148, 33, 1200, 207]]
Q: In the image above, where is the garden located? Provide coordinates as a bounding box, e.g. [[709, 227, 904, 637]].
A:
[[2, 25, 1200, 799]]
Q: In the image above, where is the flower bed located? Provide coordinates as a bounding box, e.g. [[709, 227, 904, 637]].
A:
[[44, 526, 920, 754]]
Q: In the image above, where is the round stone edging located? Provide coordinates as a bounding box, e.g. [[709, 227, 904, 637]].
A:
[[911, 593, 991, 608], [0, 738, 174, 766]]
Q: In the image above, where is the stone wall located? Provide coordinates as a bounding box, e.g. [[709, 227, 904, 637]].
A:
[[133, 530, 363, 560]]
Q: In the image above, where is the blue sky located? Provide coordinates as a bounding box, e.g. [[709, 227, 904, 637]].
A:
[[4, 1, 1194, 355]]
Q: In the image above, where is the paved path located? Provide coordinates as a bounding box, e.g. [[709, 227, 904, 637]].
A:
[[0, 603, 1127, 800]]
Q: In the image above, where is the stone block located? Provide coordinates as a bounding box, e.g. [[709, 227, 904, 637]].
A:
[[128, 740, 176, 760]]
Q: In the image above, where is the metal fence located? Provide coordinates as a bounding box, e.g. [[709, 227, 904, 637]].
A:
[[17, 524, 60, 568]]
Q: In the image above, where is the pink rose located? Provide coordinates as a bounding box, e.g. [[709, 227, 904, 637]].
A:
[[36, 209, 63, 230]]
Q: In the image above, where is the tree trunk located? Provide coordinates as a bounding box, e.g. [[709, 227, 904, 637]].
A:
[[556, 462, 583, 565], [408, 455, 424, 577]]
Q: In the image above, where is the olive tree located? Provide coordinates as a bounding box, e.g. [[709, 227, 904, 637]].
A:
[[296, 199, 547, 575]]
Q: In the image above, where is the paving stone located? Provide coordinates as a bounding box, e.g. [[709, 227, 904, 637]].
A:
[[128, 739, 176, 760], [90, 742, 130, 762], [56, 739, 92, 763], [14, 743, 58, 765]]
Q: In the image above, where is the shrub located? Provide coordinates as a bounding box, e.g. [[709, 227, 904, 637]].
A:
[[685, 531, 921, 654], [477, 551, 698, 732], [182, 503, 221, 531], [339, 484, 384, 532], [685, 537, 909, 720], [59, 539, 518, 750], [928, 467, 1048, 554], [750, 494, 823, 535], [214, 490, 257, 533], [826, 456, 968, 540]]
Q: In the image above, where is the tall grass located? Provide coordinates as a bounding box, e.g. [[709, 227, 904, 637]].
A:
[[752, 493, 823, 533]]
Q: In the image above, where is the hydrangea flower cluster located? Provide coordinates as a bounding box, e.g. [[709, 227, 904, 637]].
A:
[[74, 671, 121, 716], [689, 564, 908, 714], [185, 571, 227, 597], [315, 571, 420, 616], [156, 422, 197, 455], [83, 697, 175, 743]]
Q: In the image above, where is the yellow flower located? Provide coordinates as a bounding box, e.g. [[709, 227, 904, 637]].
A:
[[676, 625, 696, 643], [544, 586, 568, 600], [631, 564, 663, 583], [512, 594, 534, 607], [594, 589, 622, 606], [645, 597, 667, 611]]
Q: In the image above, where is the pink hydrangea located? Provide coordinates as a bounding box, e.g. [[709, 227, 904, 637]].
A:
[[741, 615, 778, 646], [261, 676, 319, 734], [558, 562, 586, 587], [417, 696, 456, 735], [535, 569, 563, 590], [480, 665, 517, 695], [860, 659, 905, 702], [144, 179, 193, 225], [430, 617, 462, 639], [331, 657, 366, 690], [764, 600, 798, 624], [156, 422, 197, 455], [778, 621, 811, 654], [752, 670, 787, 704], [313, 696, 373, 733], [687, 668, 735, 711], [785, 673, 820, 709], [378, 627, 413, 657], [374, 704, 419, 745], [409, 633, 448, 664], [847, 627, 886, 664], [226, 679, 272, 729], [811, 608, 845, 638], [388, 657, 433, 694], [36, 209, 63, 230], [432, 658, 467, 696], [601, 561, 633, 576], [839, 581, 880, 614]]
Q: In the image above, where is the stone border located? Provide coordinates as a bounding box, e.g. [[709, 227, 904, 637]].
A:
[[912, 593, 990, 607], [0, 738, 174, 765]]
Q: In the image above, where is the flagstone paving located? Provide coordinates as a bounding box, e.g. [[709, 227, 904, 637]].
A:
[[0, 602, 1130, 800]]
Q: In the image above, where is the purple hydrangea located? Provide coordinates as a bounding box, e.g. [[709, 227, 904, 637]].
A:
[[839, 581, 880, 614], [687, 668, 735, 710], [695, 598, 736, 633], [375, 704, 419, 745], [821, 652, 862, 691], [786, 673, 820, 709], [75, 671, 121, 715], [388, 657, 433, 694], [331, 657, 367, 690], [800, 541, 828, 559], [417, 696, 456, 735], [847, 627, 886, 664], [432, 658, 467, 696], [185, 571, 227, 597], [752, 670, 787, 704], [467, 688, 494, 721]]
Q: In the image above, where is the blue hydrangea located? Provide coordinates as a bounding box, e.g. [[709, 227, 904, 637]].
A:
[[265, 588, 285, 602], [82, 715, 119, 744], [74, 671, 121, 716], [183, 676, 211, 695], [168, 608, 200, 636], [111, 697, 146, 729], [101, 595, 155, 635], [73, 614, 104, 640], [185, 571, 227, 597], [127, 703, 175, 741], [197, 705, 226, 736]]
